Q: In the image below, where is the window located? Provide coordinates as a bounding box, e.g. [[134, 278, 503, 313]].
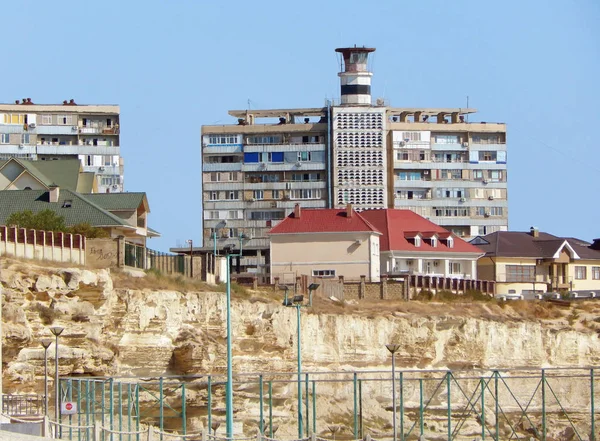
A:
[[434, 207, 468, 217], [101, 176, 121, 186], [401, 131, 422, 141], [312, 269, 336, 278], [398, 172, 421, 181], [226, 228, 239, 238], [506, 265, 535, 282], [106, 118, 112, 127], [21, 134, 30, 144], [41, 115, 52, 125], [0, 134, 9, 144], [446, 237, 454, 248], [210, 172, 220, 182], [430, 237, 437, 247], [209, 192, 218, 201], [489, 170, 503, 182], [450, 262, 461, 274], [473, 170, 484, 180], [297, 151, 312, 161], [249, 211, 285, 220], [226, 191, 239, 200], [479, 151, 497, 161], [435, 135, 459, 144], [592, 267, 600, 280], [228, 210, 242, 219], [302, 135, 320, 143], [291, 173, 321, 182], [253, 190, 264, 200], [272, 190, 281, 199], [62, 200, 73, 208], [2, 114, 25, 125], [472, 134, 500, 144], [436, 188, 465, 199], [575, 266, 587, 280], [208, 135, 239, 144], [208, 211, 219, 220], [291, 189, 321, 199], [248, 136, 282, 144], [57, 115, 73, 125]]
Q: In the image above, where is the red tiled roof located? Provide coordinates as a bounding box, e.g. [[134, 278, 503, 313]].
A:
[[359, 209, 483, 254], [269, 208, 380, 235]]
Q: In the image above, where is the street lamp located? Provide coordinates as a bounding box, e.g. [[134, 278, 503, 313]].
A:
[[40, 338, 53, 416], [224, 234, 245, 439], [282, 282, 319, 438], [386, 344, 401, 441], [187, 239, 193, 278], [50, 326, 64, 424]]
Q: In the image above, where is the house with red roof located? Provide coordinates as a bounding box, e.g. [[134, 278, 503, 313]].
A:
[[268, 204, 382, 283], [268, 204, 484, 284], [360, 209, 484, 279]]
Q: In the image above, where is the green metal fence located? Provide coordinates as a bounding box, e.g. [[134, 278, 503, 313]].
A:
[[59, 367, 598, 441]]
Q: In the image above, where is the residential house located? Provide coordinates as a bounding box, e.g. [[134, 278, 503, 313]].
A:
[[473, 227, 600, 295], [269, 204, 381, 283], [0, 187, 157, 244], [0, 157, 97, 193], [360, 209, 484, 279]]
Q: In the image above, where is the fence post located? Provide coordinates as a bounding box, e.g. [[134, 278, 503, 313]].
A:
[[117, 236, 125, 268], [380, 275, 388, 299], [359, 275, 366, 299], [201, 428, 207, 441], [94, 421, 101, 441], [147, 425, 154, 441]]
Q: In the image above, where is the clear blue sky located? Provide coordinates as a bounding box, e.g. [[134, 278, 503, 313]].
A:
[[3, 0, 599, 249]]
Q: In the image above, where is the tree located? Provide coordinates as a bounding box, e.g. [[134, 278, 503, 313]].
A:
[[68, 223, 109, 238], [6, 209, 66, 231]]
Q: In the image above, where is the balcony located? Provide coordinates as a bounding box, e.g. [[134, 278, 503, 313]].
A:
[[242, 162, 325, 172], [202, 162, 243, 172], [36, 125, 79, 135], [79, 126, 120, 135], [469, 143, 506, 151], [36, 145, 120, 155], [431, 142, 466, 151], [203, 145, 243, 154], [82, 165, 120, 175], [243, 143, 326, 153], [276, 199, 326, 209]]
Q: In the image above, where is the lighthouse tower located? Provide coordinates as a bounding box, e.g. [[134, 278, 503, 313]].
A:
[[335, 46, 376, 105]]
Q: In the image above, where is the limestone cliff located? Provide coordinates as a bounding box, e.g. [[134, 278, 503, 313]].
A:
[[1, 259, 599, 439]]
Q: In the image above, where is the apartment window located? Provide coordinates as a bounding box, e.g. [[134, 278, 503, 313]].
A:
[[575, 266, 587, 280], [472, 134, 500, 144], [479, 151, 497, 161], [209, 192, 218, 201], [210, 172, 220, 182], [473, 170, 484, 180], [227, 228, 239, 238], [434, 207, 468, 217], [396, 190, 426, 200], [506, 265, 535, 282], [436, 188, 465, 198], [592, 267, 600, 280], [272, 190, 281, 199], [41, 115, 52, 125], [489, 170, 503, 182], [297, 151, 312, 161], [248, 136, 282, 144], [208, 211, 219, 220], [226, 191, 239, 200], [21, 134, 30, 144], [2, 114, 25, 124], [228, 210, 242, 219], [291, 189, 321, 199], [435, 135, 459, 144], [398, 172, 421, 181], [106, 118, 112, 127], [208, 135, 239, 144], [228, 172, 238, 181], [401, 131, 422, 141], [249, 211, 285, 220], [312, 269, 336, 278], [253, 190, 264, 200], [57, 115, 73, 125], [101, 176, 121, 186], [0, 134, 9, 144], [291, 173, 321, 182]]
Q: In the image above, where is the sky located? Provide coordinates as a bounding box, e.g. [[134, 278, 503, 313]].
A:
[[2, 0, 599, 250]]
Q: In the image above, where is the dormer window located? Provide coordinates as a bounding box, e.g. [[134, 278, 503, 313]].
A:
[[414, 236, 421, 247], [62, 200, 72, 208], [430, 237, 437, 247], [446, 237, 454, 248]]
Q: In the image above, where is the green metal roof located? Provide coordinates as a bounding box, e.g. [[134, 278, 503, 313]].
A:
[[83, 192, 148, 211], [0, 189, 134, 228]]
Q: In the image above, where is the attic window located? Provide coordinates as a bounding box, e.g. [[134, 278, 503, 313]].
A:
[[414, 236, 421, 247], [62, 200, 73, 208], [446, 237, 454, 248], [430, 237, 437, 247]]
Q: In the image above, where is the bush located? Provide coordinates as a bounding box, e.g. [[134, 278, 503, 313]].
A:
[[31, 302, 58, 325], [7, 209, 66, 232]]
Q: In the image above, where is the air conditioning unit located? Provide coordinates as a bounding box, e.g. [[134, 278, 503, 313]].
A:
[[259, 163, 266, 169], [488, 195, 494, 200], [462, 141, 469, 147], [18, 145, 24, 149], [482, 179, 489, 185], [28, 123, 36, 129], [112, 184, 118, 189], [459, 197, 466, 202], [484, 212, 491, 217], [270, 202, 277, 208], [249, 197, 256, 202], [99, 167, 105, 171], [71, 126, 78, 132], [295, 161, 302, 167], [423, 170, 430, 175], [399, 141, 406, 147]]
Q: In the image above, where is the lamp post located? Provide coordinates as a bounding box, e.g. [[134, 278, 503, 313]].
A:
[[224, 235, 245, 439], [282, 283, 319, 438], [187, 239, 193, 278], [50, 326, 64, 424], [386, 344, 401, 441], [40, 338, 53, 416]]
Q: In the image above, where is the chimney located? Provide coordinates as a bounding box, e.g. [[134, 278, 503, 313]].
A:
[[293, 203, 301, 219], [530, 226, 539, 238], [346, 203, 353, 218], [590, 238, 600, 251], [49, 185, 60, 203]]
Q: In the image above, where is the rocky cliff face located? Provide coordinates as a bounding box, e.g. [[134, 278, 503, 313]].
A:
[[1, 259, 599, 439]]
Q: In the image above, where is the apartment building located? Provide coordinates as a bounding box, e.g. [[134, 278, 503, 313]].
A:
[[201, 46, 508, 276], [0, 98, 124, 193]]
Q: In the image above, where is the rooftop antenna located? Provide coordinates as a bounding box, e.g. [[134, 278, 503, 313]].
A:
[[466, 96, 469, 122], [247, 98, 251, 110]]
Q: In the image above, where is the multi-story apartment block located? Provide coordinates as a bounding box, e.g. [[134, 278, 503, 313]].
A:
[[0, 99, 124, 193], [201, 46, 507, 276]]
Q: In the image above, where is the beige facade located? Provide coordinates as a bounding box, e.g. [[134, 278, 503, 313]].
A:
[[270, 232, 380, 284]]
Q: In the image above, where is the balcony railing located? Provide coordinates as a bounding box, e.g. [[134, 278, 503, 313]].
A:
[[202, 162, 243, 172], [79, 126, 120, 135]]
